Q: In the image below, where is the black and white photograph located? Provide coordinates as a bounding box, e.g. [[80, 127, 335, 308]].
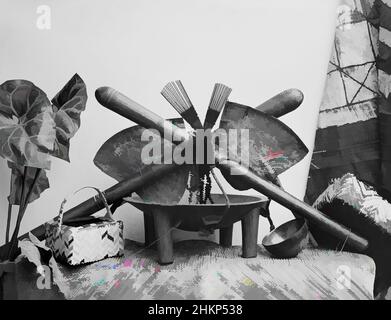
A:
[[1, 0, 391, 307]]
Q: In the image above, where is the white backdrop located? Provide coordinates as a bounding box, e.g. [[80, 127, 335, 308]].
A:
[[0, 0, 339, 246]]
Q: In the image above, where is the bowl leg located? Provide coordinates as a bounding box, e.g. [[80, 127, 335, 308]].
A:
[[143, 211, 156, 247], [219, 226, 233, 247], [241, 208, 260, 258], [152, 209, 174, 265]]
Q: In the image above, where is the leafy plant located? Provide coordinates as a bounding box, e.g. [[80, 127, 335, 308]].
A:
[[0, 74, 87, 261]]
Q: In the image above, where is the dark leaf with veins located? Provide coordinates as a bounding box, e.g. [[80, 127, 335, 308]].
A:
[[0, 80, 56, 169], [51, 74, 87, 161]]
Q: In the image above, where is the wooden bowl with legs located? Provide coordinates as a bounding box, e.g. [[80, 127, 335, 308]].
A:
[[124, 194, 269, 265]]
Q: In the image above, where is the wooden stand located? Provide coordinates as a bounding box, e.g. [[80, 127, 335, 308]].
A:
[[143, 211, 156, 247], [144, 205, 267, 265], [219, 208, 261, 258], [152, 209, 174, 265], [219, 226, 233, 248], [241, 208, 260, 258]]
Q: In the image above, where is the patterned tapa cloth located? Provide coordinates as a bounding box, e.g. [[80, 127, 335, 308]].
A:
[[310, 173, 391, 295], [305, 0, 391, 204], [19, 240, 374, 300], [313, 173, 391, 237]]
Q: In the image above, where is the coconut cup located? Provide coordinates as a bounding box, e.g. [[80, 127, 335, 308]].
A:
[[262, 218, 309, 259]]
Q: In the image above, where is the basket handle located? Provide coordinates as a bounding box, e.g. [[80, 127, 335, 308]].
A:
[[56, 187, 113, 236]]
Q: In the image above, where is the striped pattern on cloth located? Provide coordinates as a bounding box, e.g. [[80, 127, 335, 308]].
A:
[[53, 240, 375, 300], [310, 173, 391, 295], [313, 173, 391, 236], [370, 0, 391, 197], [305, 0, 391, 204]]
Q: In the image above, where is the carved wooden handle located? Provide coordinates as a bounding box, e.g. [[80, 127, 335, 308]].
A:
[[95, 87, 188, 142]]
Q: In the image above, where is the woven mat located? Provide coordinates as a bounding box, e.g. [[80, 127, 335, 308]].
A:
[[55, 240, 375, 300]]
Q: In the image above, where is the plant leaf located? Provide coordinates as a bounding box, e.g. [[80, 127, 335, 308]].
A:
[[51, 74, 87, 161], [0, 80, 56, 169], [7, 162, 49, 205]]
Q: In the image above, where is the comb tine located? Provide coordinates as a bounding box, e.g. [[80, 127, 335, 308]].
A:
[[208, 84, 218, 110], [174, 81, 189, 113], [161, 81, 186, 114], [215, 84, 223, 111], [161, 82, 182, 113], [212, 83, 232, 112], [176, 80, 193, 109], [161, 80, 203, 129], [204, 83, 232, 129]]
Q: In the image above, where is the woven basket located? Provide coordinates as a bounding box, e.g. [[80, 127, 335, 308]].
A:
[[45, 187, 124, 266]]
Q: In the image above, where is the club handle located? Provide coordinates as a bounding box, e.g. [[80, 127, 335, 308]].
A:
[[95, 87, 188, 141], [216, 159, 369, 252], [17, 163, 179, 241], [256, 89, 304, 118]]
